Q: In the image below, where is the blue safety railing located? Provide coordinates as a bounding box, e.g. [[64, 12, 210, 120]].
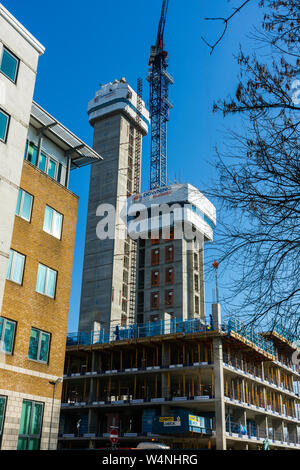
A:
[[226, 317, 275, 356], [273, 324, 295, 343], [67, 317, 215, 347]]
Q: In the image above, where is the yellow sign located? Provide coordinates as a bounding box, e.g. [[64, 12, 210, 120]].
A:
[[159, 417, 174, 422]]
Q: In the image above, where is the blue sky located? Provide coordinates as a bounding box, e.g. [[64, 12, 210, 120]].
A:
[[3, 0, 262, 331]]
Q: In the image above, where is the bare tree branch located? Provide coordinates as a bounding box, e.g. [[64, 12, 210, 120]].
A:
[[201, 0, 251, 55]]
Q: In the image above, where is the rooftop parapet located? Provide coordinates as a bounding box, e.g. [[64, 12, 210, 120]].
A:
[[87, 78, 150, 135]]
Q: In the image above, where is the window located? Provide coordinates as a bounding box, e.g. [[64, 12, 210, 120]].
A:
[[0, 109, 10, 143], [16, 189, 33, 222], [0, 317, 16, 354], [36, 263, 57, 298], [122, 299, 127, 314], [151, 236, 160, 245], [165, 245, 174, 263], [163, 227, 174, 242], [151, 248, 160, 266], [151, 270, 160, 287], [38, 152, 47, 172], [194, 274, 199, 291], [165, 268, 174, 285], [28, 328, 50, 363], [38, 152, 58, 180], [165, 290, 174, 307], [0, 396, 7, 439], [24, 141, 38, 165], [0, 47, 19, 83], [43, 206, 63, 239], [150, 292, 159, 310], [6, 250, 25, 285], [195, 296, 199, 314], [17, 400, 44, 450], [194, 253, 199, 270]]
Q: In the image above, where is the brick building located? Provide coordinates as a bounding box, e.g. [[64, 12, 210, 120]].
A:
[[0, 4, 102, 449]]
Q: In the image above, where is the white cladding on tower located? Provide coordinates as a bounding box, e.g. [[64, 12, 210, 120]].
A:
[[126, 183, 216, 241], [88, 78, 150, 135]]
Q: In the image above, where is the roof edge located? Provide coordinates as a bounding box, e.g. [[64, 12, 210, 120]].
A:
[[0, 3, 45, 55]]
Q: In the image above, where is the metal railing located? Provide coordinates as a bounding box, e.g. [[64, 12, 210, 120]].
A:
[[226, 420, 300, 445], [226, 317, 275, 356], [67, 317, 215, 347]]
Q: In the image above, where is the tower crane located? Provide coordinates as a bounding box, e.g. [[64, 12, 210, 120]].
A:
[[147, 0, 173, 190]]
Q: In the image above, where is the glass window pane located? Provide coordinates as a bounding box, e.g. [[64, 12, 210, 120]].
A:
[[16, 189, 22, 216], [21, 192, 32, 221], [27, 144, 37, 165], [47, 159, 56, 179], [0, 396, 6, 434], [43, 206, 53, 234], [17, 437, 27, 450], [0, 318, 3, 341], [38, 153, 47, 172], [36, 264, 46, 294], [28, 438, 39, 450], [0, 111, 8, 141], [31, 403, 43, 435], [11, 252, 24, 284], [3, 320, 15, 353], [6, 250, 13, 280], [1, 49, 18, 82], [19, 401, 32, 435], [39, 333, 49, 363], [53, 212, 62, 239], [28, 329, 39, 361], [46, 269, 56, 298]]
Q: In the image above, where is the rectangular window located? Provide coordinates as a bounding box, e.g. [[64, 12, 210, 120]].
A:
[[43, 206, 63, 239], [0, 317, 16, 354], [151, 270, 160, 287], [36, 263, 57, 298], [25, 141, 38, 165], [0, 396, 7, 438], [165, 245, 174, 263], [165, 268, 174, 285], [165, 290, 174, 307], [194, 253, 199, 271], [194, 274, 199, 291], [28, 328, 50, 363], [0, 109, 10, 143], [150, 292, 159, 310], [47, 158, 56, 179], [16, 189, 33, 222], [6, 250, 25, 285], [0, 47, 19, 83], [195, 296, 199, 314], [151, 249, 160, 266], [163, 227, 174, 242], [17, 400, 44, 450], [38, 152, 47, 172]]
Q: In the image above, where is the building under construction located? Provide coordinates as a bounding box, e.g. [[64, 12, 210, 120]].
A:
[[57, 79, 300, 450], [59, 312, 300, 450]]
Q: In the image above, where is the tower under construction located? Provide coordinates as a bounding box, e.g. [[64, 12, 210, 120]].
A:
[[78, 79, 149, 334]]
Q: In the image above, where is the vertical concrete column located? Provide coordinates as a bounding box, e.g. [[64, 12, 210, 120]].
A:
[[161, 342, 170, 400], [213, 336, 226, 450], [211, 303, 226, 449], [212, 303, 221, 331]]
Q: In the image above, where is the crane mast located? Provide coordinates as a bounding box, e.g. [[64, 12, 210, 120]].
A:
[[148, 0, 173, 190]]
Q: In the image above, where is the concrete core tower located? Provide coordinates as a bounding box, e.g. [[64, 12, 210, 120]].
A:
[[78, 79, 149, 334]]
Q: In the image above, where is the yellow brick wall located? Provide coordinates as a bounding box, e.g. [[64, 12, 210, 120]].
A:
[[1, 160, 78, 399]]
